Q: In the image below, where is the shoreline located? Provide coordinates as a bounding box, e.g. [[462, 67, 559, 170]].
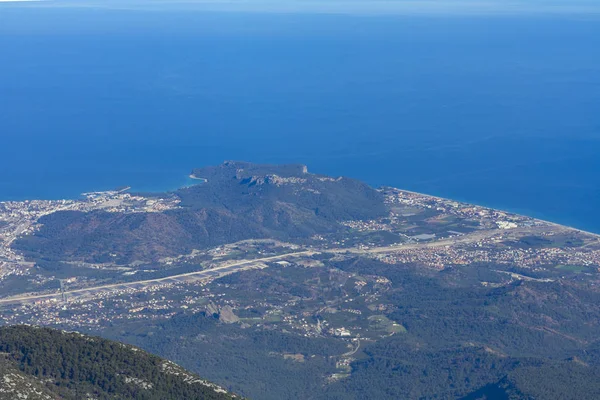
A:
[[391, 187, 600, 240], [1, 173, 599, 239]]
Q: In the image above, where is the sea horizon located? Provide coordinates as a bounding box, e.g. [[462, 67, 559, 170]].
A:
[[1, 6, 599, 235]]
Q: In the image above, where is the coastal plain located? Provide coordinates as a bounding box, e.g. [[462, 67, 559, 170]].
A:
[[1, 162, 600, 399]]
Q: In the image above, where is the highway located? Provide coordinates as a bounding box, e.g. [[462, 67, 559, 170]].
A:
[[0, 250, 317, 304], [0, 227, 517, 305]]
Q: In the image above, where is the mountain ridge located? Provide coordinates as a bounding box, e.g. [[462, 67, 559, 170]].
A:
[[14, 161, 387, 264], [0, 324, 238, 400]]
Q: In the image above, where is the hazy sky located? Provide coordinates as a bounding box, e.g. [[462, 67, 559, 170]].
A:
[[4, 0, 600, 15]]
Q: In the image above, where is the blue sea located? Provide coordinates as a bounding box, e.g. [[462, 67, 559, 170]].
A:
[[1, 3, 599, 233]]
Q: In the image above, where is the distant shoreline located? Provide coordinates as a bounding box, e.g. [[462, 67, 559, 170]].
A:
[[393, 187, 600, 240], [1, 173, 598, 239]]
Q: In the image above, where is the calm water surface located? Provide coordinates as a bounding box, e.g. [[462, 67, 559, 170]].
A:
[[1, 6, 599, 232]]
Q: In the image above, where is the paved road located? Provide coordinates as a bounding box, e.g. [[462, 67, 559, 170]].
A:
[[0, 228, 511, 305], [0, 250, 316, 304], [332, 229, 498, 255]]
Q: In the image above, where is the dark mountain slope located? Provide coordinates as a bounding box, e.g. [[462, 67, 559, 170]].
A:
[[183, 161, 385, 221], [0, 325, 237, 400], [15, 161, 387, 263], [461, 361, 600, 400]]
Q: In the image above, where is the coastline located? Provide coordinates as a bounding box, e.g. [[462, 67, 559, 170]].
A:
[[1, 173, 598, 239], [392, 187, 600, 240]]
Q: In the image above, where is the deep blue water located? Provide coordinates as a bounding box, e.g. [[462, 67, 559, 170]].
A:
[[1, 5, 599, 232]]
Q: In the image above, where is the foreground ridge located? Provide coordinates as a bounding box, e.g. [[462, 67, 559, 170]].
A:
[[0, 325, 238, 400]]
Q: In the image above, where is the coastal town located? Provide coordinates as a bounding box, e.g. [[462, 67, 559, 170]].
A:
[[0, 189, 181, 280], [1, 185, 600, 352]]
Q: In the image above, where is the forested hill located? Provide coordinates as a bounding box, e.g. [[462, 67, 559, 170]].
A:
[[0, 325, 238, 400], [15, 161, 387, 264]]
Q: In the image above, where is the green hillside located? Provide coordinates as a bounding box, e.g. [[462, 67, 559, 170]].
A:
[[0, 325, 238, 400]]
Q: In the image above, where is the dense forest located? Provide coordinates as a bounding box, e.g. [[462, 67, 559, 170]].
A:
[[0, 325, 237, 400], [98, 257, 600, 400], [101, 313, 347, 400]]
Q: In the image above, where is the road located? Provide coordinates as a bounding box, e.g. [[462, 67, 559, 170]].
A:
[[0, 227, 519, 305], [341, 339, 361, 357], [330, 228, 502, 255], [0, 250, 317, 304]]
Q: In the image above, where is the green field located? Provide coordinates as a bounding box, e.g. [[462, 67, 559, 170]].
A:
[[368, 315, 407, 334], [555, 265, 589, 273]]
